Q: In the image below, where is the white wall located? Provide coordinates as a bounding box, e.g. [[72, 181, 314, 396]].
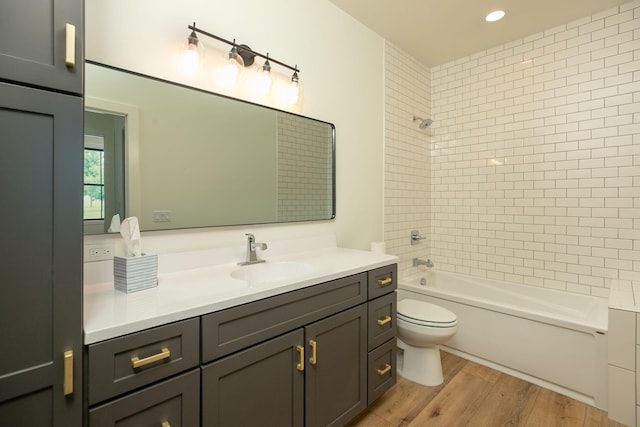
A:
[[430, 2, 640, 297], [84, 0, 384, 254]]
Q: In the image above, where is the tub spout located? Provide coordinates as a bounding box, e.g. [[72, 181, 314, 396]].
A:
[[413, 258, 434, 268]]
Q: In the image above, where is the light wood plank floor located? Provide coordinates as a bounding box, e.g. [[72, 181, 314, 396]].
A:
[[348, 351, 624, 427]]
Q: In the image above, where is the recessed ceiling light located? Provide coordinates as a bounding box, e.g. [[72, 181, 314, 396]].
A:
[[485, 10, 506, 22]]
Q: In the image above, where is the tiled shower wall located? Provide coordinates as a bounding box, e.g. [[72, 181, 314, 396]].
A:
[[430, 1, 640, 297], [384, 41, 431, 273]]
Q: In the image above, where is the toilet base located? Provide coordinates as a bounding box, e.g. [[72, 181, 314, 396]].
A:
[[397, 338, 444, 386]]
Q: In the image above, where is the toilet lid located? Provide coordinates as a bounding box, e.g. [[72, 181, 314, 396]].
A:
[[397, 299, 457, 325]]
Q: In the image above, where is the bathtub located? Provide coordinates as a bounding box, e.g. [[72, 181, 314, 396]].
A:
[[398, 271, 609, 408]]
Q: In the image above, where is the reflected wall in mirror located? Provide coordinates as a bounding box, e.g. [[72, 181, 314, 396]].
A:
[[84, 61, 335, 234]]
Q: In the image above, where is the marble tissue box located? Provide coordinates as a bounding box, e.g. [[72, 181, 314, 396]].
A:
[[113, 254, 158, 293]]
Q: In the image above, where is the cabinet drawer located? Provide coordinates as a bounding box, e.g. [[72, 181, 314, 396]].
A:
[[368, 292, 397, 351], [88, 318, 199, 404], [368, 338, 397, 405], [368, 265, 397, 300], [202, 273, 367, 362], [89, 368, 200, 427]]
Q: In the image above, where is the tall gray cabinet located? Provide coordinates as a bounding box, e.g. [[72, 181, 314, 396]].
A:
[[0, 1, 84, 425]]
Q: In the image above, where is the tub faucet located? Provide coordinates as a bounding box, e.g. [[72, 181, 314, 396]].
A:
[[239, 233, 268, 265], [413, 258, 434, 268]]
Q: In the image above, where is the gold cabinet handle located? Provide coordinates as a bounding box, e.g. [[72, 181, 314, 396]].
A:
[[377, 315, 392, 326], [131, 348, 171, 369], [296, 345, 305, 372], [376, 363, 392, 376], [162, 422, 170, 427], [377, 277, 392, 286], [63, 350, 73, 395], [65, 23, 76, 68], [309, 340, 317, 366]]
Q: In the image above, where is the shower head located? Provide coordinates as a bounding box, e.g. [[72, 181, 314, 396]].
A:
[[413, 115, 433, 130]]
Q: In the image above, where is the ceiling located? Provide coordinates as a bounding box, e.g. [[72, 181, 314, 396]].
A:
[[328, 0, 631, 67]]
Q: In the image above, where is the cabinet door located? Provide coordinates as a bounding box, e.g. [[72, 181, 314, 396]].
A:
[[0, 83, 83, 426], [0, 0, 83, 94], [305, 304, 367, 427], [202, 329, 304, 427]]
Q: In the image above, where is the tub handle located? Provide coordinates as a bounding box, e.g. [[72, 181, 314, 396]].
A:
[[376, 363, 391, 376], [377, 315, 392, 326], [377, 277, 393, 286]]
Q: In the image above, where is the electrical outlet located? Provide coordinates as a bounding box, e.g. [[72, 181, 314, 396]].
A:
[[85, 244, 114, 261], [153, 210, 172, 222]]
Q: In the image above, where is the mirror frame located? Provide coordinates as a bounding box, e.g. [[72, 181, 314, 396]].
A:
[[84, 60, 336, 233]]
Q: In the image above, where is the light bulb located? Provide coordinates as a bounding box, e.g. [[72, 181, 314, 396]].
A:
[[257, 58, 272, 95], [221, 44, 244, 86], [289, 70, 300, 104], [485, 10, 505, 22], [182, 28, 202, 75]]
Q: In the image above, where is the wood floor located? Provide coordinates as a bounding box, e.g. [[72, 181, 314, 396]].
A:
[[348, 351, 624, 427]]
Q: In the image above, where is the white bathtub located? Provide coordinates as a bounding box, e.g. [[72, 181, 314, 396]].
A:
[[398, 271, 609, 408]]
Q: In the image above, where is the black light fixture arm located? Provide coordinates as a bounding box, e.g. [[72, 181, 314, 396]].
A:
[[188, 23, 300, 73]]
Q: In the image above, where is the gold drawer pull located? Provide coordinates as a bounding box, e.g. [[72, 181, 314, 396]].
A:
[[65, 23, 76, 67], [377, 315, 392, 326], [131, 347, 171, 369], [309, 340, 317, 366], [376, 363, 392, 376], [296, 345, 305, 372], [63, 350, 73, 395], [377, 277, 392, 286]]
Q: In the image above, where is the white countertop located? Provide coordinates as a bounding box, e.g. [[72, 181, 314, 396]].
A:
[[83, 235, 397, 344]]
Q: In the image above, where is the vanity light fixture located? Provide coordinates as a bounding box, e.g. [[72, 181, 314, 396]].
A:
[[257, 55, 272, 95], [184, 23, 301, 102], [485, 10, 506, 22], [183, 27, 203, 75], [289, 69, 300, 104], [222, 39, 244, 86]]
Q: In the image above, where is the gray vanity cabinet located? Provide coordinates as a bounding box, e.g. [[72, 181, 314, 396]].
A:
[[0, 0, 83, 94], [201, 273, 369, 427], [202, 304, 367, 427], [86, 318, 200, 426], [0, 1, 84, 425], [366, 265, 398, 404], [0, 83, 83, 425]]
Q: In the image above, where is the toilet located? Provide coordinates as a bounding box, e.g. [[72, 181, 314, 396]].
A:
[[396, 298, 458, 386]]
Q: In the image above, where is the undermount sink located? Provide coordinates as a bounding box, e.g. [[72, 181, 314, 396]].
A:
[[230, 261, 312, 284]]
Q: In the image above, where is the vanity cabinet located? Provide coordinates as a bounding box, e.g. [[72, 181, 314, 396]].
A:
[[0, 83, 83, 425], [85, 265, 397, 427], [0, 2, 84, 425], [0, 0, 83, 94], [202, 273, 368, 427], [86, 318, 200, 426], [366, 265, 398, 404]]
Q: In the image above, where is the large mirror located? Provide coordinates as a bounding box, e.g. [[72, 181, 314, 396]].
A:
[[84, 61, 335, 234]]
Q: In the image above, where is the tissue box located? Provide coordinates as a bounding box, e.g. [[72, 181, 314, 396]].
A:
[[113, 254, 158, 293]]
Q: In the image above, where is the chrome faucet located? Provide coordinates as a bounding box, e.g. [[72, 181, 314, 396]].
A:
[[239, 233, 268, 265], [413, 258, 434, 268]]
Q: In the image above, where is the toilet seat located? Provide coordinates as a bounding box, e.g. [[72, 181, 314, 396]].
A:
[[397, 299, 457, 328]]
